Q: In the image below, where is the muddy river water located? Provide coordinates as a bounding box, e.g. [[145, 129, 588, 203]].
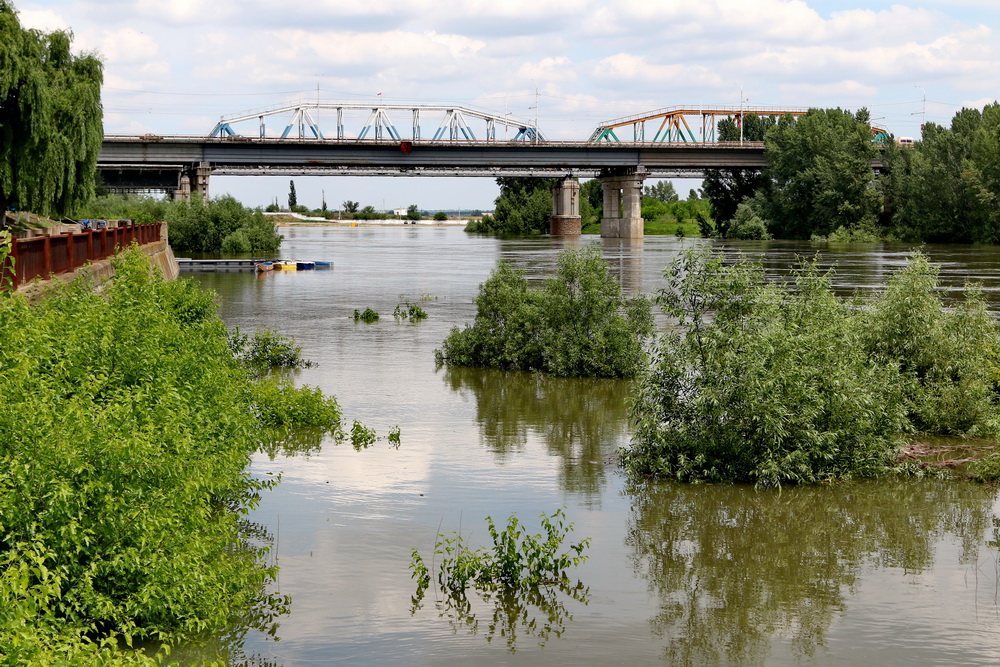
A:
[[190, 226, 1000, 665]]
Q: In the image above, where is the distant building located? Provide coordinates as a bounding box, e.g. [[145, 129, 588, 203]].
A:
[[392, 208, 407, 217]]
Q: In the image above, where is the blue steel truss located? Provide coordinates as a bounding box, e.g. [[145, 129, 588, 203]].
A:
[[209, 101, 544, 142]]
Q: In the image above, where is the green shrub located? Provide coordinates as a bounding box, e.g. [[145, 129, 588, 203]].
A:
[[726, 200, 771, 240], [861, 252, 1000, 436], [74, 194, 282, 254], [394, 301, 428, 320], [0, 247, 342, 660], [437, 246, 653, 378], [626, 248, 910, 487], [626, 248, 1000, 487], [231, 328, 312, 369], [433, 211, 448, 221], [353, 308, 379, 323]]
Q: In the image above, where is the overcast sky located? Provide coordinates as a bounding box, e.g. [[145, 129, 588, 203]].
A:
[[15, 0, 1000, 211]]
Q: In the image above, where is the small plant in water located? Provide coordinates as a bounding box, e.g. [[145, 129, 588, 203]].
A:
[[350, 419, 378, 450], [388, 425, 401, 448], [409, 509, 590, 650], [394, 301, 428, 321], [353, 308, 380, 323]]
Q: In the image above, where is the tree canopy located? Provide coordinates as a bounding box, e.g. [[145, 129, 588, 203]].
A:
[[0, 1, 103, 216], [465, 177, 555, 234]]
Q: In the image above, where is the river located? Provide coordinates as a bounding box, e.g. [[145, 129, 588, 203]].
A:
[[188, 226, 1000, 665]]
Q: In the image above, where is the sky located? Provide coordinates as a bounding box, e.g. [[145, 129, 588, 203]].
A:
[[14, 0, 1000, 211]]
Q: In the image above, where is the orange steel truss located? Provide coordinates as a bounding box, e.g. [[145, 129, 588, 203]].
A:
[[588, 106, 811, 143]]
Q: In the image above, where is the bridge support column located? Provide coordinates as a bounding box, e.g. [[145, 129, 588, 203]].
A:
[[174, 174, 191, 201], [550, 178, 581, 235], [192, 161, 211, 199], [599, 168, 645, 239]]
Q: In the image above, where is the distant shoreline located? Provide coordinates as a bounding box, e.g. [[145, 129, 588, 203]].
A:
[[265, 212, 471, 227]]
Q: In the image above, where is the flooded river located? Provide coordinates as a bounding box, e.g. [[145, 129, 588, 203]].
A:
[[190, 227, 1000, 665]]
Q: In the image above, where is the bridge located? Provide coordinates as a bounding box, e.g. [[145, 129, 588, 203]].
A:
[[95, 102, 842, 238]]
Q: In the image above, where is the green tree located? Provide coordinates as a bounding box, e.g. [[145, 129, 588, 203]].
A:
[[762, 108, 881, 239], [0, 2, 104, 216], [288, 180, 297, 209], [701, 115, 774, 227], [437, 246, 653, 378], [890, 103, 1000, 244], [643, 180, 678, 202], [466, 177, 555, 234], [406, 204, 421, 220], [342, 200, 359, 213]]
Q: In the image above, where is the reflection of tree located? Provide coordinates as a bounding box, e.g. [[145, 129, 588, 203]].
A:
[[626, 479, 997, 665], [443, 366, 631, 500]]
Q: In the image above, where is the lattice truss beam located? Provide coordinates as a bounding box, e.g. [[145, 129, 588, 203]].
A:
[[209, 102, 544, 142], [589, 105, 813, 143]]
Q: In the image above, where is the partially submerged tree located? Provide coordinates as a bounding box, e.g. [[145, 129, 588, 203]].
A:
[[437, 245, 653, 378], [0, 1, 103, 216]]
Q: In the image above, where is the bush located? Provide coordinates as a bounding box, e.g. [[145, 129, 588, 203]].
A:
[[433, 211, 448, 221], [74, 194, 282, 254], [0, 247, 341, 660], [437, 246, 653, 378], [626, 248, 909, 487], [625, 248, 1000, 487], [726, 200, 771, 240], [861, 253, 1000, 435]]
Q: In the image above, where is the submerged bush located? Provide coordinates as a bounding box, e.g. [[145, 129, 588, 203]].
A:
[[625, 248, 1000, 488], [627, 249, 909, 487], [0, 247, 341, 660], [437, 245, 653, 378]]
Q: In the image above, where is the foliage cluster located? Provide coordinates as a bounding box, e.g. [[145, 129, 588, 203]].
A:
[[410, 509, 589, 595], [230, 328, 313, 370], [409, 509, 590, 650], [74, 194, 283, 254], [0, 246, 343, 661], [466, 177, 555, 235], [887, 103, 1000, 243], [353, 307, 379, 323], [625, 248, 1000, 488], [702, 104, 1000, 244], [0, 2, 103, 216], [437, 246, 653, 378], [394, 301, 428, 320]]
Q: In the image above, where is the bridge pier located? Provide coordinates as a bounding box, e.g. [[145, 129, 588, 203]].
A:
[[192, 161, 211, 199], [600, 169, 645, 239], [550, 178, 581, 235]]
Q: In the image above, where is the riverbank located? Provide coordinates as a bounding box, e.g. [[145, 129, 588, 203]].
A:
[[265, 212, 471, 226]]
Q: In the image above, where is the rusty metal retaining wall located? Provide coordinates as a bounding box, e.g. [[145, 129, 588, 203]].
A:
[[3, 223, 164, 289]]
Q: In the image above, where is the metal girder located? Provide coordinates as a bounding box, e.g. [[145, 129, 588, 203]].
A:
[[589, 105, 811, 143], [209, 101, 541, 142]]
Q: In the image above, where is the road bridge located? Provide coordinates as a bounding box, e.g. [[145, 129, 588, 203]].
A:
[[97, 101, 838, 237], [98, 136, 767, 238]]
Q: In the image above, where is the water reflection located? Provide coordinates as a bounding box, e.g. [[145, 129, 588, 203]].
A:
[[412, 579, 589, 653], [442, 365, 630, 502], [626, 479, 998, 665]]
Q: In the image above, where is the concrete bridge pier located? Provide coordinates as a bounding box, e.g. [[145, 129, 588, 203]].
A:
[[192, 161, 211, 199], [550, 178, 582, 235], [600, 168, 645, 239]]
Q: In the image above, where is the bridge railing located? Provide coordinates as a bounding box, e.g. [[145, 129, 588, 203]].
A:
[[3, 222, 164, 290]]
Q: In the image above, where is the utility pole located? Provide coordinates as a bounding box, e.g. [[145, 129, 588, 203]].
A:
[[914, 85, 926, 134], [530, 81, 539, 145]]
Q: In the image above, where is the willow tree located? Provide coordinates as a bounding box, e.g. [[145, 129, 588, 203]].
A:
[[0, 1, 103, 217]]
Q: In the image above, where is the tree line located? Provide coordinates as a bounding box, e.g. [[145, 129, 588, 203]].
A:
[[704, 104, 1000, 243]]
